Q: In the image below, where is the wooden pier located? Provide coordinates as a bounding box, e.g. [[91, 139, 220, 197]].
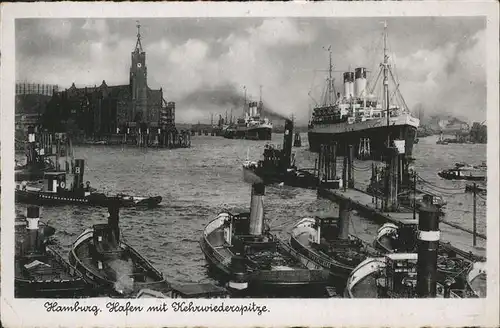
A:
[[315, 141, 486, 263], [318, 186, 486, 261]]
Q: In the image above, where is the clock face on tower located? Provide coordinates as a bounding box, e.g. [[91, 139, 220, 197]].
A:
[[137, 63, 142, 68]]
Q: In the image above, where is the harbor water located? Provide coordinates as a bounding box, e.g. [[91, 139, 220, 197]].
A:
[[14, 134, 487, 292]]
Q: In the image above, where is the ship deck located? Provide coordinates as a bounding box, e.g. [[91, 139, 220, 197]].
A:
[[318, 187, 486, 262], [206, 228, 306, 271], [16, 252, 77, 282], [74, 239, 162, 286]]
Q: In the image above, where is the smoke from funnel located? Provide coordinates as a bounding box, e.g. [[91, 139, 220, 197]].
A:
[[109, 258, 135, 295], [242, 166, 264, 185], [178, 84, 291, 122]]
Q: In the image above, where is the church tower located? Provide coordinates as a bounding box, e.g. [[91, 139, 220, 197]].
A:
[[130, 21, 148, 123]]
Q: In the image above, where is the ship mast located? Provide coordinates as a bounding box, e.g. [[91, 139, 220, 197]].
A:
[[383, 21, 390, 147], [243, 86, 247, 117]]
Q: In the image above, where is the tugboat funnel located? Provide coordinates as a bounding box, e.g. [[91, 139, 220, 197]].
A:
[[249, 183, 265, 236], [281, 119, 294, 171], [26, 206, 40, 252], [107, 198, 121, 244]]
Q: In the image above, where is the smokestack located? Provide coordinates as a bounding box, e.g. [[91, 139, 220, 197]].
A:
[[281, 119, 294, 171], [74, 159, 85, 191], [343, 72, 355, 99], [416, 204, 440, 298], [26, 206, 40, 253], [107, 198, 121, 244], [354, 67, 367, 98], [249, 183, 265, 236]]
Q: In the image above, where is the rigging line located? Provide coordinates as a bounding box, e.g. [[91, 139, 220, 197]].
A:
[[418, 182, 464, 193], [419, 187, 465, 197], [416, 175, 465, 191], [389, 69, 409, 112]]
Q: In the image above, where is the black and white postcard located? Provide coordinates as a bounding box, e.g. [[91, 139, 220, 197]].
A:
[[1, 1, 499, 327]]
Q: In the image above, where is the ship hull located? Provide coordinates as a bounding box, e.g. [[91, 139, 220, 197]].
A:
[[69, 229, 167, 297], [308, 123, 417, 159], [15, 189, 162, 208], [226, 126, 272, 140]]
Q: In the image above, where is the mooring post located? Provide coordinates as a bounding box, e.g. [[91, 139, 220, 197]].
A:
[[338, 199, 351, 240], [413, 172, 417, 221], [416, 204, 440, 298], [332, 142, 337, 179], [318, 145, 323, 183], [473, 182, 477, 247], [342, 155, 347, 191], [314, 158, 318, 179], [348, 145, 354, 188]]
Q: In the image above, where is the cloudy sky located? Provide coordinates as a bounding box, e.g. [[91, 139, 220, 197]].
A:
[[16, 17, 485, 124]]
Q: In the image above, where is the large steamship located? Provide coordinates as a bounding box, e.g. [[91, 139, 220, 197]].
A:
[[225, 88, 273, 140], [308, 23, 419, 159]]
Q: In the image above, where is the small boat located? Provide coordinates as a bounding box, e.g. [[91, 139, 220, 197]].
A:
[[200, 182, 330, 296], [344, 253, 481, 298], [438, 162, 486, 181], [373, 221, 484, 286], [69, 200, 170, 297], [242, 119, 319, 189], [15, 128, 60, 182], [15, 206, 90, 298], [293, 132, 302, 147], [348, 205, 486, 298], [15, 159, 162, 208], [290, 216, 379, 286]]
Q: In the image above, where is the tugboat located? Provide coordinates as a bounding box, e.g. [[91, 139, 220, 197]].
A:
[[242, 119, 318, 189], [345, 205, 484, 298], [373, 221, 481, 284], [15, 127, 59, 182], [15, 206, 90, 298], [290, 212, 380, 288], [15, 158, 162, 208], [200, 180, 330, 297], [438, 162, 486, 181], [69, 200, 171, 297]]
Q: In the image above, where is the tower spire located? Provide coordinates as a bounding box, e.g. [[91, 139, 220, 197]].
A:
[[135, 20, 143, 52]]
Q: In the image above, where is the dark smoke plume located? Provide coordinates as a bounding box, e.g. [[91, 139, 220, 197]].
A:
[[177, 83, 291, 123]]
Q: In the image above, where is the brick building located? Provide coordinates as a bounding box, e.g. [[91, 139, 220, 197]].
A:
[[43, 23, 176, 138]]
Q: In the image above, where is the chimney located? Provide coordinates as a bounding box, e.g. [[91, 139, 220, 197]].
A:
[[354, 67, 367, 98], [281, 119, 294, 171], [107, 198, 121, 244], [248, 183, 265, 236], [416, 204, 440, 298], [26, 206, 40, 253]]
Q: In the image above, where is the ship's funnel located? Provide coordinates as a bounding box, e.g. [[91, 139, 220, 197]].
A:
[[248, 101, 258, 117], [26, 206, 40, 253], [74, 159, 85, 190], [343, 72, 355, 99], [107, 198, 121, 244], [354, 68, 367, 98], [281, 119, 294, 171], [416, 204, 440, 298], [249, 183, 265, 236]]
